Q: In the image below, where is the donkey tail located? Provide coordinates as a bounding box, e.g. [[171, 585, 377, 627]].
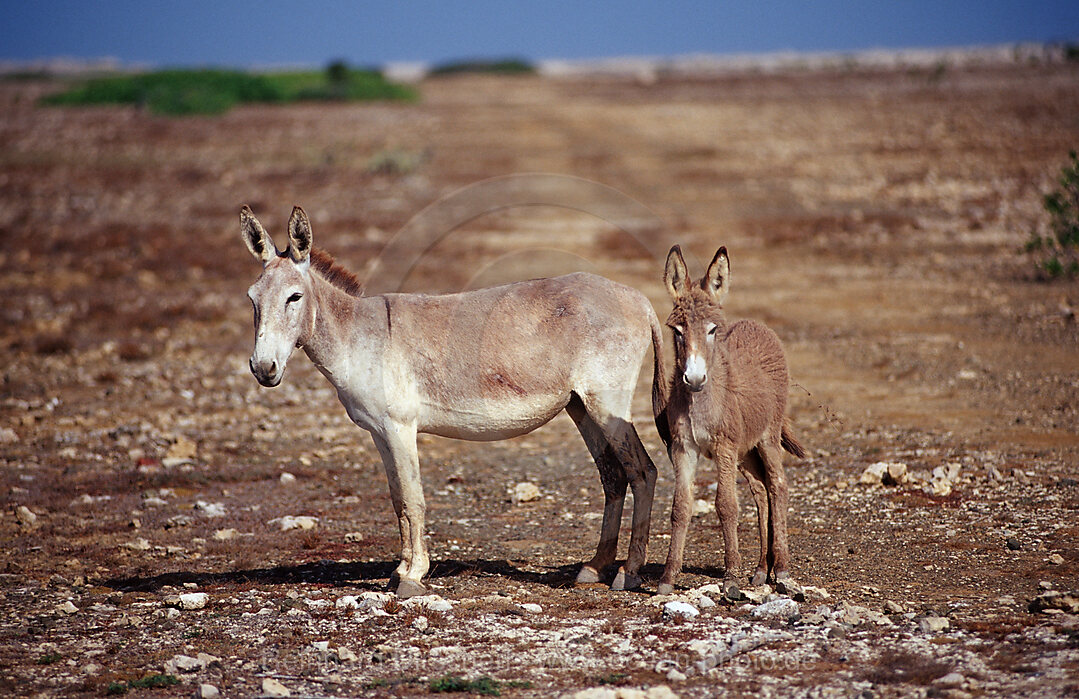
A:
[[781, 418, 806, 459], [650, 309, 671, 449]]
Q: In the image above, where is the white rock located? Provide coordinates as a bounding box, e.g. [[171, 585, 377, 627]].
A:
[[666, 669, 687, 682], [695, 594, 716, 609], [269, 515, 319, 531], [751, 597, 800, 621], [934, 672, 965, 688], [919, 616, 950, 633], [56, 601, 78, 615], [1048, 553, 1065, 565], [692, 498, 713, 516], [82, 662, 102, 675], [197, 684, 220, 699], [165, 654, 202, 673], [179, 592, 209, 610], [520, 603, 543, 613], [15, 505, 37, 526], [261, 677, 291, 697], [411, 594, 453, 613], [194, 501, 226, 518], [213, 528, 239, 541], [344, 532, 364, 543], [646, 688, 680, 699], [859, 462, 890, 484], [663, 601, 700, 619], [0, 427, 19, 443], [512, 482, 541, 504], [412, 615, 429, 631], [279, 472, 296, 485], [335, 595, 360, 609], [337, 646, 359, 663]]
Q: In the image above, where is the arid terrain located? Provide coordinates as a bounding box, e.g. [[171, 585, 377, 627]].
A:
[[1, 60, 1078, 697]]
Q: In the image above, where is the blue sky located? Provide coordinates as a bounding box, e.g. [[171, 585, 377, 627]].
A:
[[5, 1, 1079, 67]]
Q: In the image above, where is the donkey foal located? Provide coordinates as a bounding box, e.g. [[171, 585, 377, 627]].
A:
[[655, 245, 805, 596]]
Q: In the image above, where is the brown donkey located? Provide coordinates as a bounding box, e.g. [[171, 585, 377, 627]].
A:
[[655, 245, 805, 595], [240, 205, 664, 597]]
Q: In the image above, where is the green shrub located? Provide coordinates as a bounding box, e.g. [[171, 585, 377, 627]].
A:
[[1026, 150, 1079, 278], [429, 674, 530, 695], [429, 58, 535, 76], [41, 62, 415, 116]]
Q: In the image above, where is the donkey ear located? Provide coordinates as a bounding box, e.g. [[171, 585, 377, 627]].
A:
[[287, 206, 312, 264], [664, 245, 691, 299], [240, 205, 276, 264], [702, 246, 730, 303]]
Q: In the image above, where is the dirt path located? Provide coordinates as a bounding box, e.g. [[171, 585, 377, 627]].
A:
[[1, 63, 1077, 697]]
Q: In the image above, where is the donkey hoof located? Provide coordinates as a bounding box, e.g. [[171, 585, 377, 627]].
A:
[[749, 570, 769, 587], [396, 579, 427, 599], [610, 569, 641, 591], [657, 582, 675, 596], [774, 570, 791, 582], [722, 579, 746, 601], [575, 566, 601, 585]]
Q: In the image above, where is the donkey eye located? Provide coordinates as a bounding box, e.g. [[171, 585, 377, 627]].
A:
[[707, 325, 717, 336], [286, 293, 303, 305]]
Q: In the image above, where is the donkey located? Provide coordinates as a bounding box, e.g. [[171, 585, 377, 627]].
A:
[[240, 205, 665, 597], [654, 245, 805, 596]]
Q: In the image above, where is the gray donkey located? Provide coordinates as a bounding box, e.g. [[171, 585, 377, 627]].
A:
[[654, 245, 805, 595], [241, 205, 664, 597]]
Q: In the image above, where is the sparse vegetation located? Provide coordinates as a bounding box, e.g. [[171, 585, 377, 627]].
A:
[[40, 62, 415, 116], [106, 674, 180, 695], [429, 675, 531, 695], [1025, 150, 1079, 277], [429, 58, 535, 76]]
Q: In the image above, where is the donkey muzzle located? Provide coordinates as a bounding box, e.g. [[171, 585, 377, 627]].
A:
[[682, 353, 707, 392], [250, 357, 282, 387]]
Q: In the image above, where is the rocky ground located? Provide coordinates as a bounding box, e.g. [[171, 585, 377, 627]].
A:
[[1, 60, 1078, 697]]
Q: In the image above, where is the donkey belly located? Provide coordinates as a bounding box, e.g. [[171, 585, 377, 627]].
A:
[[419, 393, 569, 441]]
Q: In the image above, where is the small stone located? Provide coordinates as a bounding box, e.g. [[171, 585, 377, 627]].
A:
[[987, 466, 1005, 482], [15, 505, 38, 527], [1048, 553, 1065, 565], [1039, 580, 1054, 590], [412, 615, 429, 631], [884, 600, 905, 614], [520, 603, 542, 613], [695, 594, 716, 609], [884, 462, 908, 485], [405, 594, 453, 613], [859, 462, 889, 485], [261, 677, 291, 697], [666, 669, 687, 682], [1029, 590, 1079, 614], [213, 528, 239, 541], [197, 684, 220, 699], [692, 498, 713, 516], [919, 616, 950, 633], [165, 436, 198, 462], [269, 515, 318, 531], [178, 592, 209, 610], [165, 654, 202, 674], [0, 427, 19, 443], [775, 579, 806, 602], [935, 672, 966, 688], [511, 482, 541, 504], [82, 662, 102, 675], [663, 601, 700, 619], [194, 501, 226, 518], [56, 601, 78, 615], [751, 597, 800, 621], [337, 646, 359, 663], [279, 472, 296, 485], [344, 532, 365, 543], [1006, 538, 1021, 551]]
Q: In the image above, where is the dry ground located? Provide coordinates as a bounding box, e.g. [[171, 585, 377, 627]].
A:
[[1, 61, 1078, 697]]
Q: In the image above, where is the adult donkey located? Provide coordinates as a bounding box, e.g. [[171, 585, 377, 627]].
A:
[[654, 245, 805, 596], [240, 205, 664, 597]]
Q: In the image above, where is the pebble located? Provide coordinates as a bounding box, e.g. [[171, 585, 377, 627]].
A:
[[194, 501, 226, 518], [213, 528, 239, 541], [344, 532, 365, 543], [269, 515, 319, 531], [16, 505, 38, 526], [919, 616, 950, 633], [512, 482, 541, 504], [0, 427, 19, 443], [279, 472, 296, 484], [663, 601, 700, 619], [56, 600, 78, 615], [412, 615, 429, 631], [178, 592, 209, 610], [404, 594, 453, 613], [935, 672, 966, 688], [261, 677, 291, 697], [692, 498, 713, 515], [337, 646, 359, 663], [520, 603, 543, 613], [1048, 553, 1064, 565], [165, 654, 202, 673], [197, 685, 220, 699], [1006, 538, 1021, 551], [750, 597, 800, 621]]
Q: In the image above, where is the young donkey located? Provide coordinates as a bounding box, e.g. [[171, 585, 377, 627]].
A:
[[655, 245, 805, 596], [240, 205, 665, 597]]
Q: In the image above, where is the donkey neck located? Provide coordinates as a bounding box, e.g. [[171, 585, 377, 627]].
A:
[[301, 273, 386, 387]]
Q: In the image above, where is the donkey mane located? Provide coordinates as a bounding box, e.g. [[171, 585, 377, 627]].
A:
[[310, 247, 364, 297]]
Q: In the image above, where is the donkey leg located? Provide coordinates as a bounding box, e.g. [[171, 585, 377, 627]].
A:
[[714, 445, 742, 592], [606, 420, 657, 591], [567, 398, 626, 584], [372, 424, 430, 598], [741, 450, 772, 586], [758, 442, 792, 581], [658, 443, 700, 595]]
